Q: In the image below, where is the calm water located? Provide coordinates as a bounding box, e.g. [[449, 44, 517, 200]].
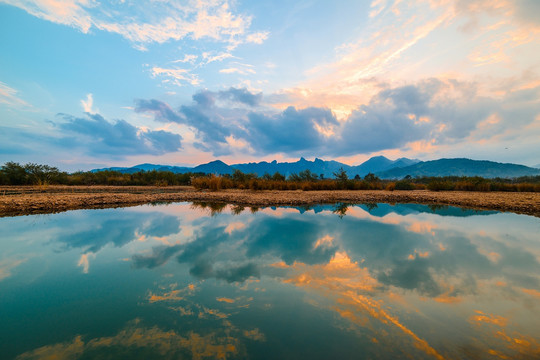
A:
[[1, 202, 540, 359]]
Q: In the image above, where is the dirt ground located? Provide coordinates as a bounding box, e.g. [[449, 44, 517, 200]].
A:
[[1, 185, 539, 217]]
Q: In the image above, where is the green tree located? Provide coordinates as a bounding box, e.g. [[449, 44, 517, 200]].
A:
[[364, 173, 380, 183], [333, 167, 348, 182], [272, 172, 285, 181], [298, 169, 318, 182], [1, 162, 27, 185]]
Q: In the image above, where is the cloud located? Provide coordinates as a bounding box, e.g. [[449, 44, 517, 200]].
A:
[[2, 0, 267, 50], [0, 81, 31, 107], [135, 87, 261, 155], [172, 54, 198, 64], [151, 67, 200, 87], [217, 87, 262, 107], [80, 93, 94, 113], [246, 106, 338, 155], [133, 80, 539, 158], [57, 112, 182, 157]]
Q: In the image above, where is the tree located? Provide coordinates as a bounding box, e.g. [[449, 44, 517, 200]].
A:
[[364, 173, 380, 183], [1, 162, 27, 185], [24, 163, 64, 185], [272, 172, 285, 181], [298, 169, 318, 182], [333, 167, 348, 182]]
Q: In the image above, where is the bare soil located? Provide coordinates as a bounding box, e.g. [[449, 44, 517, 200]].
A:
[[1, 185, 539, 217]]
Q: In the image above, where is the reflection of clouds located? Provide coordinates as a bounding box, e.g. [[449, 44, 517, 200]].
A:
[[243, 328, 265, 342], [0, 258, 26, 281], [16, 319, 240, 360], [468, 311, 540, 359], [77, 253, 95, 274], [280, 251, 445, 360], [216, 297, 235, 303], [55, 211, 181, 254], [148, 283, 195, 303], [224, 222, 246, 234], [127, 203, 540, 305], [470, 310, 508, 327], [246, 218, 338, 265]]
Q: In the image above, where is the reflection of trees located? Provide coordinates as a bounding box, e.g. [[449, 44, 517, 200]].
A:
[[427, 204, 448, 212], [249, 206, 259, 214], [190, 202, 228, 216], [231, 204, 245, 215], [332, 203, 350, 218], [362, 203, 378, 212]]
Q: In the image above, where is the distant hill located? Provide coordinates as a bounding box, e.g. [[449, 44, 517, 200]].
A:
[[91, 156, 418, 178], [349, 156, 418, 176], [233, 157, 358, 178], [193, 160, 234, 175], [376, 158, 540, 179], [91, 156, 540, 179]]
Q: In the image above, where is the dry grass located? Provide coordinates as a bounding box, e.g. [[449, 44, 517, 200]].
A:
[[1, 186, 539, 218]]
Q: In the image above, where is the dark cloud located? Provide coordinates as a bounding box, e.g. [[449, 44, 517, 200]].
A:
[[134, 99, 183, 123], [133, 80, 540, 158], [246, 106, 338, 155], [217, 87, 262, 107], [56, 112, 182, 157], [135, 89, 256, 155]]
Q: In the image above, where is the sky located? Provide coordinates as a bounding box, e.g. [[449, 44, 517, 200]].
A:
[[0, 0, 539, 171]]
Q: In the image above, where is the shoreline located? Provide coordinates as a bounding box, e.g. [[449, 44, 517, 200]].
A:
[[1, 185, 539, 218]]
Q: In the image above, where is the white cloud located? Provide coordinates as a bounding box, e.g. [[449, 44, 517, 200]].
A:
[[1, 0, 268, 50], [219, 67, 255, 75], [80, 93, 94, 113], [0, 81, 31, 107], [202, 51, 235, 64], [172, 54, 198, 64], [219, 62, 256, 75], [152, 66, 200, 86]]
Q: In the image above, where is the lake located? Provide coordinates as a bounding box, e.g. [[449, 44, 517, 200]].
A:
[[1, 202, 539, 359]]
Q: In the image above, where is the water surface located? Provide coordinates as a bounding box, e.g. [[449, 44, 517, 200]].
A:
[[1, 202, 539, 359]]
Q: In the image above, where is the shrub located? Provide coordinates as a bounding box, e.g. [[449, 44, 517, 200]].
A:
[[427, 180, 454, 191], [394, 180, 415, 190]]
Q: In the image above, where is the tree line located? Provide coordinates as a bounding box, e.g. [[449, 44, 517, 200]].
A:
[[1, 161, 539, 192]]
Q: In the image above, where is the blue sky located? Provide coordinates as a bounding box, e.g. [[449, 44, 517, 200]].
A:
[[1, 0, 539, 171]]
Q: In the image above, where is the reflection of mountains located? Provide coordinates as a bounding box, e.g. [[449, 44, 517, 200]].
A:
[[355, 203, 499, 217], [191, 202, 499, 218], [292, 203, 499, 218]]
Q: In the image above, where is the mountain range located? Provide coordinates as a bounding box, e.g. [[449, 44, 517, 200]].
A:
[[92, 156, 540, 179]]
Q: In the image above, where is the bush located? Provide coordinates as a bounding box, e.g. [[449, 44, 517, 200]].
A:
[[394, 180, 415, 190], [427, 180, 455, 191]]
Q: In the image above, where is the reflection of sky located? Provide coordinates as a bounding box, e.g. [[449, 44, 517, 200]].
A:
[[1, 203, 540, 359]]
